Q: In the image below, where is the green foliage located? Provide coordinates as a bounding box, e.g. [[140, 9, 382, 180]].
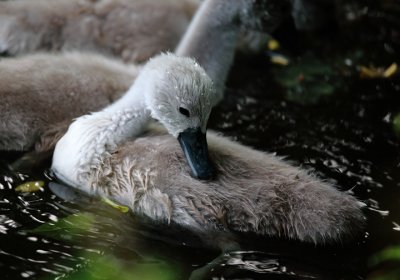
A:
[[32, 213, 180, 280], [393, 113, 400, 138], [15, 180, 45, 192], [271, 49, 365, 105], [370, 245, 400, 266], [272, 55, 337, 105], [65, 254, 179, 280], [29, 212, 96, 239], [369, 245, 400, 280]]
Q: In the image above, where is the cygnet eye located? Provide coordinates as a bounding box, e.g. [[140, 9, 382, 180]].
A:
[[179, 107, 190, 117]]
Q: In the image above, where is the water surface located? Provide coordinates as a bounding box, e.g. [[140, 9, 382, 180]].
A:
[[0, 2, 399, 279]]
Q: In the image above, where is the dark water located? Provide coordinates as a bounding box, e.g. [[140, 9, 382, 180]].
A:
[[1, 2, 400, 279]]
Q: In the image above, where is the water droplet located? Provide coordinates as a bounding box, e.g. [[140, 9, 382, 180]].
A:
[[344, 58, 353, 66], [48, 214, 58, 222], [392, 222, 400, 231], [382, 113, 391, 123], [36, 250, 50, 254], [367, 207, 389, 217], [21, 271, 35, 278]]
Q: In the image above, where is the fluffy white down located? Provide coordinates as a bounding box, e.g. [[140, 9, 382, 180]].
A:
[[52, 53, 215, 191]]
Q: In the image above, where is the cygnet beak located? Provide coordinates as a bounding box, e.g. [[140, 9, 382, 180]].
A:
[[178, 127, 215, 180]]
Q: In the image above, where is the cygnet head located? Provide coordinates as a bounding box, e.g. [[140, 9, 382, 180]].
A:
[[138, 53, 216, 180]]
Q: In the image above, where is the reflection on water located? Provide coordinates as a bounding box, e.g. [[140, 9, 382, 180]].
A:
[[0, 59, 390, 279], [1, 3, 400, 279]]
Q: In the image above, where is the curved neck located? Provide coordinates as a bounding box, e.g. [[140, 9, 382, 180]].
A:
[[101, 77, 152, 142], [52, 79, 152, 192], [176, 0, 250, 105], [104, 81, 148, 115]]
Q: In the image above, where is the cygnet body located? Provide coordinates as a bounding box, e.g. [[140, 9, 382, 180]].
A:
[[0, 52, 138, 151], [0, 0, 199, 62], [52, 53, 365, 246]]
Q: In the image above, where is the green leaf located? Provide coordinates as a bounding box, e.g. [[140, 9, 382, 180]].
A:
[[393, 113, 400, 138], [370, 245, 400, 266], [66, 254, 179, 280], [101, 196, 129, 213], [15, 181, 45, 192], [272, 55, 338, 105], [29, 212, 95, 238]]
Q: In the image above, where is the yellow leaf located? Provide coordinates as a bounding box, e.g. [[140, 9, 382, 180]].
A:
[[268, 39, 280, 51], [101, 196, 129, 213], [359, 63, 398, 79], [359, 65, 382, 78], [15, 181, 45, 192], [383, 63, 398, 78], [270, 54, 289, 66]]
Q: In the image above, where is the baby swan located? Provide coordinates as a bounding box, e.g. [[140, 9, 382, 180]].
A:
[[0, 52, 138, 151], [52, 53, 365, 246], [0, 0, 200, 62], [52, 53, 215, 183]]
